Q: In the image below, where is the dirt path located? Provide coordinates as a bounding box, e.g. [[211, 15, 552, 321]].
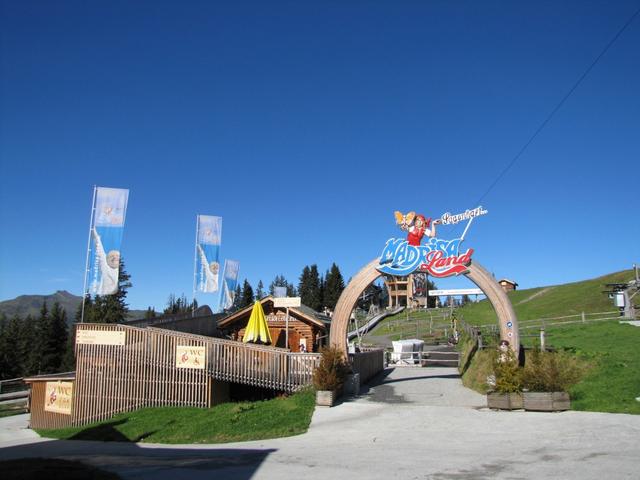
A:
[[517, 287, 554, 305]]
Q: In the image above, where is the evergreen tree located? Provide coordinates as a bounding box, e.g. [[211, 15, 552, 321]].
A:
[[19, 314, 38, 376], [299, 265, 322, 311], [319, 273, 326, 310], [324, 263, 345, 309], [41, 302, 68, 373], [461, 294, 472, 306], [298, 266, 311, 304], [0, 314, 8, 379], [232, 284, 242, 311], [286, 283, 297, 297], [145, 307, 157, 319], [82, 259, 132, 323], [269, 275, 288, 296], [32, 301, 50, 374], [164, 293, 196, 315], [239, 279, 254, 308], [0, 314, 23, 380], [256, 280, 265, 299]]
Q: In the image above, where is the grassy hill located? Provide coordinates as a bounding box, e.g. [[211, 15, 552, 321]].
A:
[[459, 269, 637, 326]]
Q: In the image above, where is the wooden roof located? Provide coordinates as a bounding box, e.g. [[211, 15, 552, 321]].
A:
[[498, 278, 518, 286], [218, 296, 330, 330]]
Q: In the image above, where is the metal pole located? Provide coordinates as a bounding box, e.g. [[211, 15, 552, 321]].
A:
[[460, 217, 474, 242], [81, 186, 97, 324], [285, 307, 290, 350], [192, 215, 199, 317]]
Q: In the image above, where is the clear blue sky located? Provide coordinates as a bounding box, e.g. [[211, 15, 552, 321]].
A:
[[1, 1, 639, 311]]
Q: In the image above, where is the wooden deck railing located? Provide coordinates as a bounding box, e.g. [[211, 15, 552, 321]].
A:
[[72, 323, 320, 426]]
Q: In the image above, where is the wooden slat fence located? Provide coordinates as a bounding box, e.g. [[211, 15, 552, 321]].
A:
[[72, 323, 320, 426], [351, 349, 384, 383]]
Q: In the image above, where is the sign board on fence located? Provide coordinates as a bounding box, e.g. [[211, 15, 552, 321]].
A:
[[176, 345, 206, 369], [428, 289, 484, 296], [44, 381, 73, 415], [273, 297, 302, 308], [76, 329, 126, 346]]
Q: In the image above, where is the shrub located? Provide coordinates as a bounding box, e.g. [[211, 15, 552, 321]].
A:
[[312, 346, 349, 391], [523, 349, 588, 392], [491, 348, 523, 393]]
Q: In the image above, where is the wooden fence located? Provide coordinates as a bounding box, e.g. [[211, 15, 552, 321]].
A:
[[68, 323, 320, 427], [351, 349, 385, 383]]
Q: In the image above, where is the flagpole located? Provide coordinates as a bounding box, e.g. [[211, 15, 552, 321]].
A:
[[81, 185, 97, 323], [192, 215, 199, 317], [460, 217, 474, 242]]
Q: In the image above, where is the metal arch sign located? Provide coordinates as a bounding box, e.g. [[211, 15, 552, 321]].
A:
[[377, 206, 487, 278]]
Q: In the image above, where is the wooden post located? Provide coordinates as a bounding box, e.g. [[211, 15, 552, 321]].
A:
[[540, 328, 546, 352], [582, 311, 585, 323]]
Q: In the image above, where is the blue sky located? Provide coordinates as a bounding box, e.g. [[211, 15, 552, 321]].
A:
[[1, 1, 639, 311]]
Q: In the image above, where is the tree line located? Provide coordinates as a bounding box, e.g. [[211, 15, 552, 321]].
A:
[[228, 262, 346, 313]]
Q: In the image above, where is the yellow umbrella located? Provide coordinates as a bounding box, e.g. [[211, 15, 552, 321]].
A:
[[243, 301, 272, 344]]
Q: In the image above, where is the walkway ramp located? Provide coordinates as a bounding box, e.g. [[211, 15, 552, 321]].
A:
[[357, 366, 485, 408]]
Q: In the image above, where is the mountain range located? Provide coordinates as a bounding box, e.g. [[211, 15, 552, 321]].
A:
[[0, 290, 147, 323]]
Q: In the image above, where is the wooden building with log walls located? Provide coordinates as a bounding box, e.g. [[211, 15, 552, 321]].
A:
[[218, 296, 331, 352]]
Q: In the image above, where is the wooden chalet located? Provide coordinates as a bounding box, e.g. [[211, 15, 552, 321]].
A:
[[498, 278, 518, 292], [218, 296, 331, 352]]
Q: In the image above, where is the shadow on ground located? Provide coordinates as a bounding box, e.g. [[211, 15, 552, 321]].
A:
[[0, 439, 277, 480]]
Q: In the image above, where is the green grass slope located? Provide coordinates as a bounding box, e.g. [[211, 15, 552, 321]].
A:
[[38, 389, 315, 444], [460, 269, 636, 326]]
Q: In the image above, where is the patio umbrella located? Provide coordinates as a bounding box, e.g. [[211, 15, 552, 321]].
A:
[[243, 301, 272, 345]]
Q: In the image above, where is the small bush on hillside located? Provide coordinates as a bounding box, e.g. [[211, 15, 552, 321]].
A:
[[312, 346, 349, 391], [523, 349, 588, 392]]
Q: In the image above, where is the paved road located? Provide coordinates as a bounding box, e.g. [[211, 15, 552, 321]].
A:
[[2, 367, 639, 479]]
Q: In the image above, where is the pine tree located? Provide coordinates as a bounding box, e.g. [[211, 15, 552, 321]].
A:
[[298, 266, 311, 304], [42, 302, 68, 373], [0, 314, 8, 379], [319, 273, 325, 310], [240, 279, 254, 308], [164, 294, 196, 315], [324, 263, 345, 309], [145, 307, 157, 319], [269, 275, 288, 296], [82, 259, 132, 323], [299, 265, 322, 311], [286, 283, 297, 297], [232, 284, 242, 311], [256, 280, 265, 300]]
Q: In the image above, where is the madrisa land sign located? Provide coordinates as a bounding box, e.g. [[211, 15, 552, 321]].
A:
[[330, 205, 519, 355], [378, 207, 487, 278]]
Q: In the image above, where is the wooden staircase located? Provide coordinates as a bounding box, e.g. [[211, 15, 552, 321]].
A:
[[423, 345, 460, 368]]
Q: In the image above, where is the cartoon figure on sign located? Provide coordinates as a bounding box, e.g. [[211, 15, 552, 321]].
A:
[[92, 228, 120, 295], [48, 388, 57, 406], [395, 211, 439, 246], [181, 352, 189, 364], [197, 245, 219, 293]]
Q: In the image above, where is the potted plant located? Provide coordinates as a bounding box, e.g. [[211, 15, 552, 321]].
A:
[[313, 346, 349, 407], [486, 344, 523, 410], [522, 349, 586, 411]]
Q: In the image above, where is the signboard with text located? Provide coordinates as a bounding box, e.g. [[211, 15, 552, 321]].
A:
[[378, 207, 487, 278], [273, 297, 302, 308], [44, 381, 73, 415], [76, 330, 126, 346], [175, 345, 206, 369]]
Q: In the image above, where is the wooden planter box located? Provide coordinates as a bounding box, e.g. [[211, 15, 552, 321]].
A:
[[487, 392, 523, 410], [316, 390, 337, 407], [523, 392, 570, 411]]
